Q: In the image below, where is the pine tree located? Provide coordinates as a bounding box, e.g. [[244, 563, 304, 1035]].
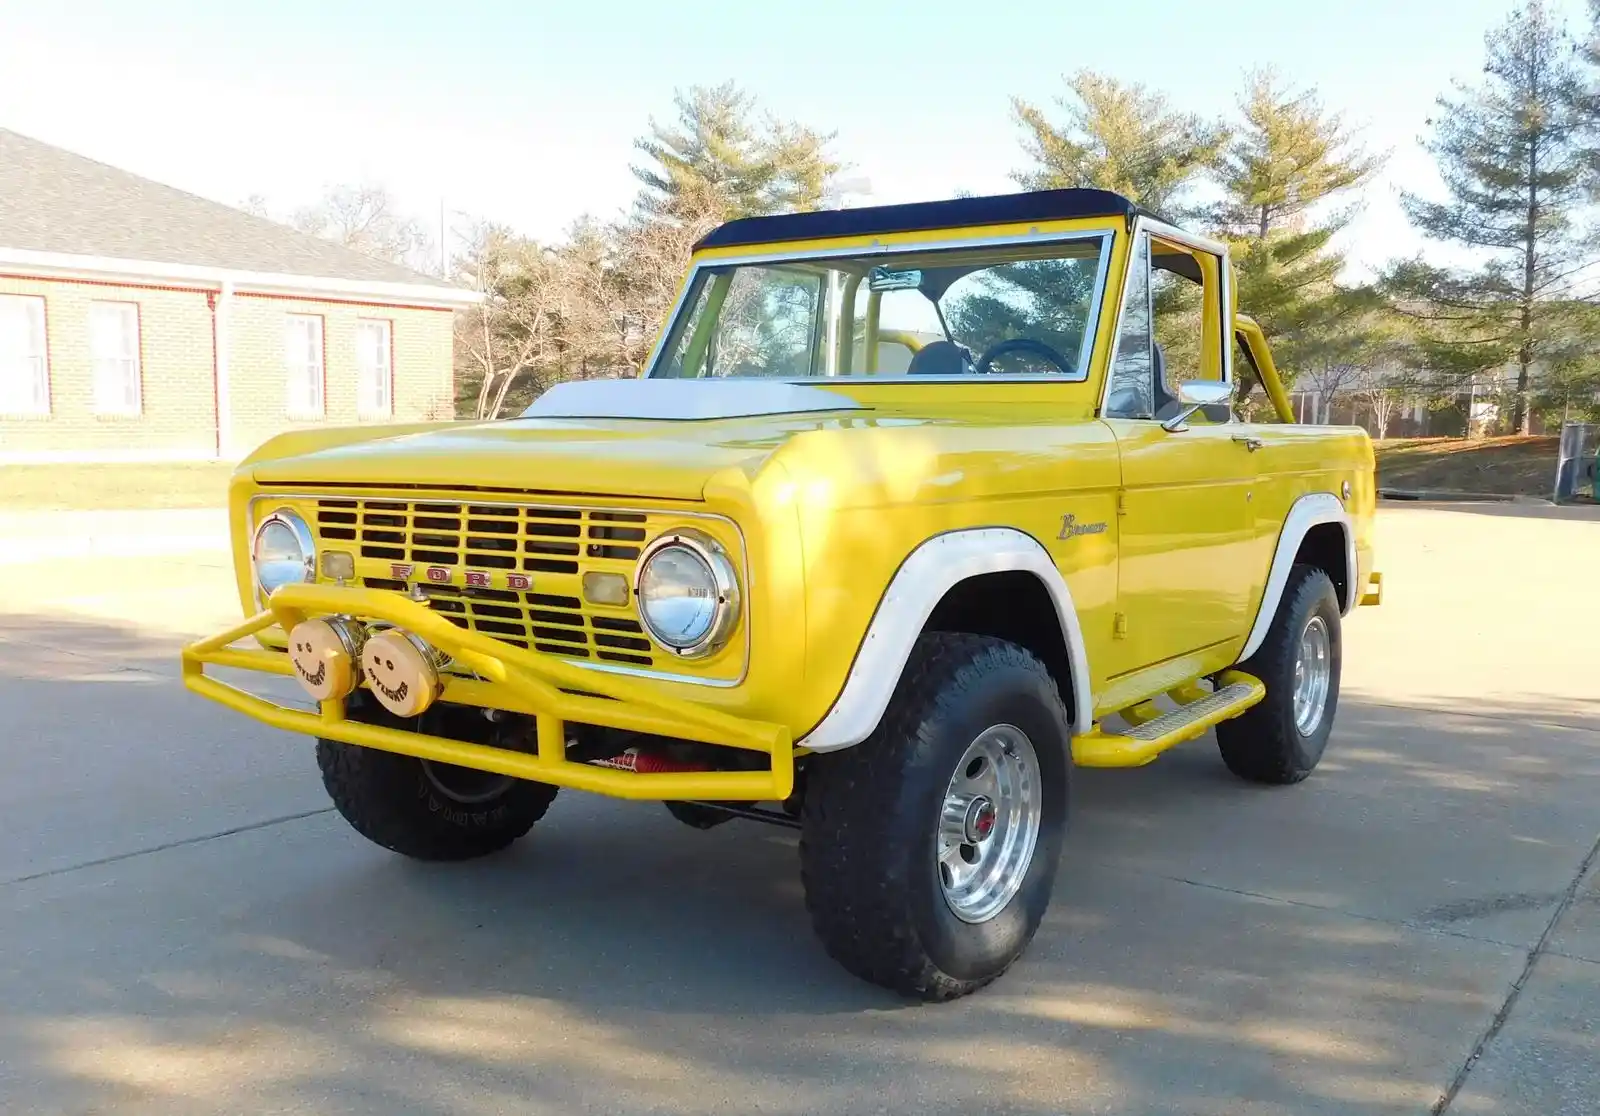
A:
[[1213, 70, 1383, 387], [1388, 0, 1587, 434], [629, 81, 841, 225], [1010, 70, 1228, 220], [1216, 70, 1381, 240]]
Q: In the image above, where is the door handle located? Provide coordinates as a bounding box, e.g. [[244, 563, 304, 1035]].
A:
[[1233, 434, 1264, 452]]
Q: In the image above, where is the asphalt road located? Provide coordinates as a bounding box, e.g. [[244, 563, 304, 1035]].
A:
[[0, 502, 1596, 1115]]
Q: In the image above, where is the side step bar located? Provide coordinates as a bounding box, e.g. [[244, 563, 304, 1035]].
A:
[[1073, 671, 1266, 768], [1361, 570, 1383, 606]]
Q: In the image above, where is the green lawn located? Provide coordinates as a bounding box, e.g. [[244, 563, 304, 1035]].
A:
[[1, 462, 237, 510], [1374, 435, 1560, 498]]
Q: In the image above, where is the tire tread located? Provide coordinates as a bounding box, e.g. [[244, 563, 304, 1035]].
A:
[[316, 739, 557, 860], [799, 632, 1067, 1001], [1216, 563, 1340, 785]]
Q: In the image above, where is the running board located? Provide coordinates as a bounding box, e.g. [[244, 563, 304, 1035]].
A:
[[1072, 672, 1266, 768]]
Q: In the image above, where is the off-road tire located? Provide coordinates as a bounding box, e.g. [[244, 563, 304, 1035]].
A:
[[316, 739, 558, 860], [663, 800, 737, 829], [1215, 563, 1342, 785], [799, 633, 1071, 1002]]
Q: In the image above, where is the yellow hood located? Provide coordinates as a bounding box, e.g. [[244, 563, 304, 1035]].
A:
[[247, 414, 840, 501]]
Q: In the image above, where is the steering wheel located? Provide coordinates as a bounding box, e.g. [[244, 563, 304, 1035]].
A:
[[973, 337, 1075, 376]]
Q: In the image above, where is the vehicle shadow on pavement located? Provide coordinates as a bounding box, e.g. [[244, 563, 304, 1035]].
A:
[[2, 612, 1597, 1115]]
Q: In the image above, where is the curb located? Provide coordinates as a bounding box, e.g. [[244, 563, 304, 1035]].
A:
[[1379, 488, 1552, 505]]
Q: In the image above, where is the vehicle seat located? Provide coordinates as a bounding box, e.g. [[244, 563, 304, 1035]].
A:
[[906, 340, 969, 376]]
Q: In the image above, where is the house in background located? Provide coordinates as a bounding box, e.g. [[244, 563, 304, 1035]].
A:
[[0, 128, 478, 464]]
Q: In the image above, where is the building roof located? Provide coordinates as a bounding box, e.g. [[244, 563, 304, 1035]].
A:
[[693, 187, 1152, 251], [0, 128, 469, 298]]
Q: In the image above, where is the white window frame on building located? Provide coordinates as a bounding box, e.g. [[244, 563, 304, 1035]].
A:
[[285, 313, 325, 418], [356, 317, 393, 417], [0, 294, 50, 415], [89, 300, 143, 416]]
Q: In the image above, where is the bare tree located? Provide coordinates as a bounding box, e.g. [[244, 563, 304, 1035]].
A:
[[452, 223, 566, 419], [446, 87, 842, 418], [1298, 352, 1368, 424], [1352, 365, 1413, 438], [293, 184, 435, 272], [239, 193, 273, 219]]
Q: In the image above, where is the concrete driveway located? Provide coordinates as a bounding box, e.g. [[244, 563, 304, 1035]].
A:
[[0, 502, 1596, 1115]]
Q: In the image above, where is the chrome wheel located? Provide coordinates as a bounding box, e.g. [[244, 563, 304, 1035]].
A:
[[1292, 615, 1332, 736], [421, 759, 515, 805], [936, 724, 1042, 924]]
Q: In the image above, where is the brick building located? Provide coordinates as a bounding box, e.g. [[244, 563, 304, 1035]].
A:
[[0, 129, 478, 464]]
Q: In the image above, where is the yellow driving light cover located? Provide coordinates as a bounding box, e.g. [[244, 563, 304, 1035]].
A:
[[320, 550, 356, 581], [287, 617, 366, 702], [582, 570, 630, 607], [360, 628, 447, 718]]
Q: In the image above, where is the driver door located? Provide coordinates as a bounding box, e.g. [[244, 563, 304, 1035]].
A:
[[1100, 229, 1260, 679]]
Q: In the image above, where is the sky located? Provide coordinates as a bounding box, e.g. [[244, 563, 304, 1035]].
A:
[[1, 0, 1592, 282]]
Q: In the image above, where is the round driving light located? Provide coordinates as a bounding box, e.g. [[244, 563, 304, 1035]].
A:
[[360, 628, 447, 718], [253, 509, 314, 598], [287, 617, 365, 702], [634, 529, 739, 658]]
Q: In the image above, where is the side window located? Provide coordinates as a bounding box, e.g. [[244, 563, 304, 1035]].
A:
[[1150, 240, 1229, 424], [1103, 231, 1153, 419], [1232, 333, 1258, 415], [657, 265, 823, 378], [713, 266, 821, 378]]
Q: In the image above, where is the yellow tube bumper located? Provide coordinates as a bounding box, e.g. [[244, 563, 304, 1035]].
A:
[[180, 583, 795, 802]]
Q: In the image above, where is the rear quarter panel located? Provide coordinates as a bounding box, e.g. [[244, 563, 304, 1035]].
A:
[[1249, 422, 1377, 607]]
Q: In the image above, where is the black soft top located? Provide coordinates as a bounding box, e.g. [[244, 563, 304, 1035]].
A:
[[693, 188, 1152, 251]]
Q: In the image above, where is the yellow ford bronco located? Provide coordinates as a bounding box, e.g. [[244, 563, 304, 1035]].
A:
[[184, 188, 1381, 1001]]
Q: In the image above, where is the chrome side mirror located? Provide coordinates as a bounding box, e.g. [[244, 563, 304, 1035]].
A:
[[1161, 380, 1235, 432]]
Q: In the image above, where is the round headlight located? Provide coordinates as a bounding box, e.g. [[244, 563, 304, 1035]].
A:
[[634, 529, 739, 657], [253, 508, 315, 599]]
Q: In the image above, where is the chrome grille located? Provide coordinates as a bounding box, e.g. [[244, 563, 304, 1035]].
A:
[[311, 498, 656, 667]]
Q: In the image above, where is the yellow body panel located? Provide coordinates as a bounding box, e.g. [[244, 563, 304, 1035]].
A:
[[185, 208, 1379, 801]]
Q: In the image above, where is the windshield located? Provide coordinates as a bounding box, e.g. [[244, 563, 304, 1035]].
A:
[[647, 232, 1111, 381]]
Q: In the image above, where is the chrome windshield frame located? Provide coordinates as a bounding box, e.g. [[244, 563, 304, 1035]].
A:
[[641, 227, 1118, 385]]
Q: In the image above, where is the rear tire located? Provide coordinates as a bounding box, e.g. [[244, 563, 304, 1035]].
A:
[[799, 633, 1071, 1001], [1216, 563, 1342, 784], [316, 739, 558, 860]]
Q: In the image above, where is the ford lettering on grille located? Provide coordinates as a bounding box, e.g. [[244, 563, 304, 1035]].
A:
[[390, 563, 532, 591]]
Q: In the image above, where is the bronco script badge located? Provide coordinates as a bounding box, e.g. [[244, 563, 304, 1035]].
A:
[[1057, 513, 1108, 540]]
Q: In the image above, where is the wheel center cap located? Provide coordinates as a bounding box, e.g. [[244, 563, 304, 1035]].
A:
[[964, 796, 997, 843]]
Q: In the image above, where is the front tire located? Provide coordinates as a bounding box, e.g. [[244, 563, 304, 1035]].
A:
[[316, 739, 558, 860], [1216, 563, 1342, 784], [799, 633, 1071, 1002]]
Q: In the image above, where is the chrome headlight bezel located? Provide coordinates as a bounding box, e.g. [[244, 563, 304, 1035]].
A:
[[633, 527, 740, 659], [252, 507, 315, 603]]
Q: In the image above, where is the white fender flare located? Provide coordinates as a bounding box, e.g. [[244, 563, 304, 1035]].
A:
[[796, 527, 1093, 752], [1235, 491, 1356, 663]]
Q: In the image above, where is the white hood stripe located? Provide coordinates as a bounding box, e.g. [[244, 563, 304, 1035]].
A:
[[518, 378, 865, 422]]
